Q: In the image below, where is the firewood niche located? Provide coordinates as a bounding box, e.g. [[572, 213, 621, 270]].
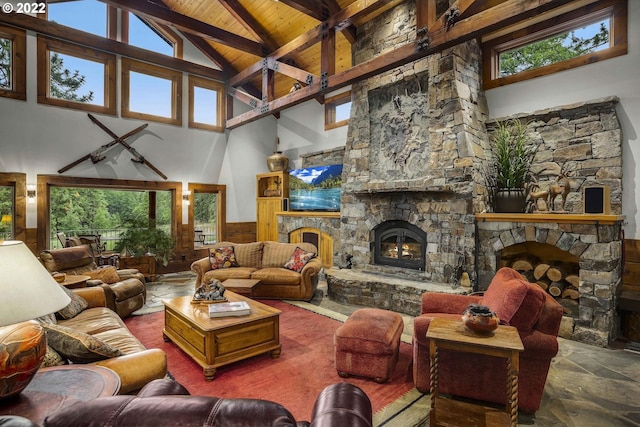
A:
[[499, 242, 580, 317]]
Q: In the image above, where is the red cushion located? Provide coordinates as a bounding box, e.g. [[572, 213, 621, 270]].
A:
[[509, 283, 546, 330], [479, 268, 529, 325]]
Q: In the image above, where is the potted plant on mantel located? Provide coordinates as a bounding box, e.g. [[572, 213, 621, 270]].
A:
[[488, 119, 536, 213]]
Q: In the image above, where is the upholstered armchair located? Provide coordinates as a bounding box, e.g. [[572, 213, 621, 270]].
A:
[[39, 245, 146, 318], [413, 267, 563, 413]]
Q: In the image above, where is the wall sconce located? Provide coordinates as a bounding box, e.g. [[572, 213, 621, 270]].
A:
[[182, 190, 191, 206], [26, 185, 36, 205]]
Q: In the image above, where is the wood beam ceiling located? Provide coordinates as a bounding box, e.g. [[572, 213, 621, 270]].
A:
[[226, 0, 576, 129]]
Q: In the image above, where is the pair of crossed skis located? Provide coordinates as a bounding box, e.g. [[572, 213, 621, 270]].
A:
[[58, 114, 167, 180]]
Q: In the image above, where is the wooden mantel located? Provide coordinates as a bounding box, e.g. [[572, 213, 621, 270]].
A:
[[475, 213, 625, 225]]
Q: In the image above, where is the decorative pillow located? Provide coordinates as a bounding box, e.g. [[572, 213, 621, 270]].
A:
[[35, 313, 57, 325], [209, 246, 239, 270], [84, 266, 121, 284], [479, 267, 529, 326], [41, 345, 66, 367], [283, 247, 317, 273], [43, 324, 123, 363], [56, 285, 89, 320]]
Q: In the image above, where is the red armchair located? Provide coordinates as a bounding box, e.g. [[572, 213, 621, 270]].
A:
[[412, 267, 563, 413]]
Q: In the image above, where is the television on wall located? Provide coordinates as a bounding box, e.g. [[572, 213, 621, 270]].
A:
[[289, 164, 343, 212]]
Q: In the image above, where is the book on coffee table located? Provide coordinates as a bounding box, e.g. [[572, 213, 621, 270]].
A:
[[208, 301, 251, 317]]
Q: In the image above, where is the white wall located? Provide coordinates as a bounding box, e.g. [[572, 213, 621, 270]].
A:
[[485, 1, 640, 237], [0, 28, 281, 226]]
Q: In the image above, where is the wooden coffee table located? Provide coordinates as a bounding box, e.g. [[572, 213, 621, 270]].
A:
[[426, 318, 524, 427], [222, 278, 261, 297], [0, 365, 120, 425], [162, 292, 281, 381]]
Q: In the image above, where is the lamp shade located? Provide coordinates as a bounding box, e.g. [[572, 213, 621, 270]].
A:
[[0, 241, 71, 326]]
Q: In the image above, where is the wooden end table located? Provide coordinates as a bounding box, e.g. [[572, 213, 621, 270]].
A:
[[163, 292, 281, 381], [222, 278, 261, 297], [60, 274, 91, 289], [0, 365, 120, 425], [426, 318, 524, 427]]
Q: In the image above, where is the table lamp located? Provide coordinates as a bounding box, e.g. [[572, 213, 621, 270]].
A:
[[0, 240, 71, 399]]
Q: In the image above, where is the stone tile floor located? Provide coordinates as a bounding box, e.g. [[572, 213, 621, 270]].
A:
[[136, 272, 640, 426]]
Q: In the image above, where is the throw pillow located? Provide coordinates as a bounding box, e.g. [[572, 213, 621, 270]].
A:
[[56, 285, 89, 320], [209, 246, 239, 270], [43, 324, 123, 363], [84, 266, 121, 284], [479, 267, 529, 326], [42, 345, 66, 367], [283, 246, 317, 273]]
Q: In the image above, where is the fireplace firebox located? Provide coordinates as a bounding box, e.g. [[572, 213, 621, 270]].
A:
[[373, 220, 426, 270]]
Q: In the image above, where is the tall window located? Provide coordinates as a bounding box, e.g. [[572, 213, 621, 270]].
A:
[[49, 187, 172, 251], [126, 12, 182, 58], [47, 0, 108, 38], [189, 184, 225, 249], [37, 36, 116, 114], [0, 173, 26, 242], [0, 186, 14, 241], [0, 25, 26, 100], [325, 91, 351, 130], [482, 0, 627, 89], [189, 75, 225, 132], [121, 58, 182, 125]]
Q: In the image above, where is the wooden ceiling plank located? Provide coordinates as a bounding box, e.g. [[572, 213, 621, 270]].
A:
[[226, 0, 575, 129], [0, 11, 224, 80], [218, 0, 280, 52], [229, 0, 399, 87], [98, 0, 267, 57]]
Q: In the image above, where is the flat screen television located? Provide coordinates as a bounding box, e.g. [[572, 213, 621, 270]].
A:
[[289, 164, 343, 212]]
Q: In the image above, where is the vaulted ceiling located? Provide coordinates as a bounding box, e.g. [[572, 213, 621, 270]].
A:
[[1, 0, 584, 128]]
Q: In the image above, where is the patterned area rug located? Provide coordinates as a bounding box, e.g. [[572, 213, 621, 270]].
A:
[[125, 299, 428, 426]]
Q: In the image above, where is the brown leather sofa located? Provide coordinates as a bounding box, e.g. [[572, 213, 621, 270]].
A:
[[42, 379, 373, 427], [191, 241, 323, 301], [40, 245, 146, 318], [413, 267, 563, 413], [43, 286, 167, 394]]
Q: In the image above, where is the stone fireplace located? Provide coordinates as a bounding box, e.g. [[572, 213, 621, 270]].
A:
[[373, 220, 426, 270], [323, 2, 624, 346]]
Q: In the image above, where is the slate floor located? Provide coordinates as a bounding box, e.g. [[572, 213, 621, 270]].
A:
[[136, 272, 640, 427]]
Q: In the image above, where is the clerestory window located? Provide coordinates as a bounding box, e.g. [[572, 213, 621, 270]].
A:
[[482, 0, 627, 89], [0, 25, 26, 101]]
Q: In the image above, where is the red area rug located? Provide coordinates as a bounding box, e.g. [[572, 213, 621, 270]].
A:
[[125, 300, 414, 422]]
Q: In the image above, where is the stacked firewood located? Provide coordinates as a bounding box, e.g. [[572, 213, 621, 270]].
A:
[[501, 256, 580, 317]]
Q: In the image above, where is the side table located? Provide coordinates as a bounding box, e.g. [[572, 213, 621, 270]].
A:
[[222, 278, 261, 297], [426, 318, 524, 427], [0, 365, 121, 425], [60, 274, 91, 289]]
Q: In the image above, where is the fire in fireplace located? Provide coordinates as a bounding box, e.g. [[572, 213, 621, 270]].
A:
[[373, 220, 426, 270]]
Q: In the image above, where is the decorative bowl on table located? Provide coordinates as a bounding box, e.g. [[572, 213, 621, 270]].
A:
[[462, 304, 499, 334]]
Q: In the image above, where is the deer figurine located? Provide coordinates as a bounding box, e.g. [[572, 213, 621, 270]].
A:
[[548, 169, 571, 212], [526, 175, 549, 212]]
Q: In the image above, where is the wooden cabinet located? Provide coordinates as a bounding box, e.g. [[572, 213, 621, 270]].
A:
[[256, 172, 289, 242], [118, 254, 156, 281], [289, 227, 334, 267]]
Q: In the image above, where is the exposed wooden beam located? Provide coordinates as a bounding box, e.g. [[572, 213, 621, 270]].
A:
[[98, 0, 267, 57], [218, 0, 280, 52], [269, 60, 319, 86], [226, 0, 575, 129], [181, 33, 262, 100], [230, 0, 398, 88], [0, 12, 224, 80]]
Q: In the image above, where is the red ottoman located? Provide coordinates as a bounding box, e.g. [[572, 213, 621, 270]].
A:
[[334, 308, 404, 383]]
